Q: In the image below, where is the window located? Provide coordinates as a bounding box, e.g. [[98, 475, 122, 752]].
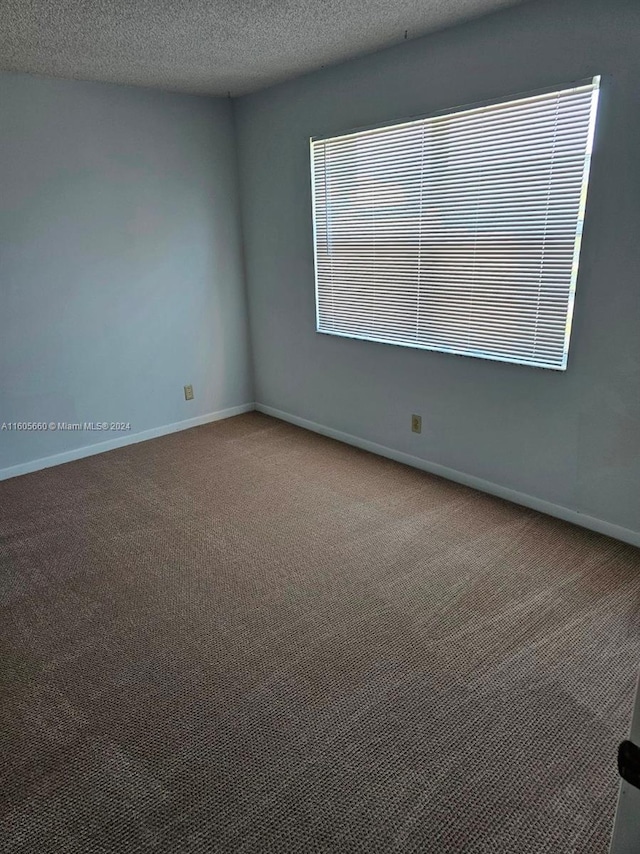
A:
[[310, 77, 600, 370]]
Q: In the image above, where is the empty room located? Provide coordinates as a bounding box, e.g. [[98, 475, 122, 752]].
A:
[[1, 0, 640, 851]]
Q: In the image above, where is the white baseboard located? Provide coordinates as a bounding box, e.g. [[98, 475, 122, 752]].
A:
[[256, 403, 640, 550], [0, 403, 255, 482]]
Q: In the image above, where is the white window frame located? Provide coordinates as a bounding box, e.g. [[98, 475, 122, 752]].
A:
[[310, 77, 601, 371]]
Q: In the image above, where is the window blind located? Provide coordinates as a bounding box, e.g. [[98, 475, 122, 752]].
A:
[[310, 77, 600, 370]]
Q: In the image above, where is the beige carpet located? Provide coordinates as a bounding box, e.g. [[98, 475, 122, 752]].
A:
[[1, 412, 639, 853]]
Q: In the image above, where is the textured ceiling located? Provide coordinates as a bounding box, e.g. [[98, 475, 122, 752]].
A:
[[0, 0, 530, 97]]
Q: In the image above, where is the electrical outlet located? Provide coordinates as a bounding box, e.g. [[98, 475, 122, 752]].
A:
[[184, 384, 194, 401], [411, 414, 422, 434]]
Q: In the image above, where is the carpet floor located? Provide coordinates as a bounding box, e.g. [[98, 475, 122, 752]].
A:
[[1, 412, 639, 853]]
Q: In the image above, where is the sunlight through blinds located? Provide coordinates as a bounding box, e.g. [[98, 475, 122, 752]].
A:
[[311, 77, 600, 370]]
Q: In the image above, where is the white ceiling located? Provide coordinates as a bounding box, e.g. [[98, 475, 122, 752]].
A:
[[0, 0, 530, 97]]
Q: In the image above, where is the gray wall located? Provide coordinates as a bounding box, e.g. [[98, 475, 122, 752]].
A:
[[0, 73, 252, 472], [235, 0, 640, 536]]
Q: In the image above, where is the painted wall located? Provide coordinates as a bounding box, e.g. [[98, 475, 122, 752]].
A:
[[235, 0, 640, 537], [0, 73, 252, 474]]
